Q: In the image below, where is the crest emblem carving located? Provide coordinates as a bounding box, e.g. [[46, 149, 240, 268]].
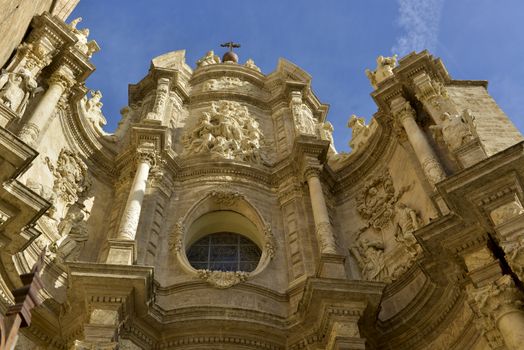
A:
[[46, 149, 90, 206]]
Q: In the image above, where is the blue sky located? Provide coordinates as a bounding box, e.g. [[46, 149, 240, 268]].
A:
[[71, 0, 524, 152]]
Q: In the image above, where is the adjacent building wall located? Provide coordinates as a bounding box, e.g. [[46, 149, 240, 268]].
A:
[[0, 0, 79, 68]]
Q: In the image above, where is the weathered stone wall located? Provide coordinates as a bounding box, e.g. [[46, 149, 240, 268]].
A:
[[447, 83, 523, 156]]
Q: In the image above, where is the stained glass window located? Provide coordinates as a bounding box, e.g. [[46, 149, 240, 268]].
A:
[[187, 232, 261, 272]]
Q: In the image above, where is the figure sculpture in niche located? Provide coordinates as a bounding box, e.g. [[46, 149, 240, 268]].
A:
[[0, 68, 38, 115], [351, 237, 390, 282], [197, 50, 221, 67], [365, 55, 398, 89], [430, 110, 474, 151]]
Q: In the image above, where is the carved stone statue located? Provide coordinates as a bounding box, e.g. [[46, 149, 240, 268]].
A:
[[318, 121, 337, 154], [290, 91, 316, 135], [81, 90, 108, 136], [0, 68, 38, 115], [182, 100, 265, 164], [430, 110, 474, 151], [430, 110, 473, 151], [68, 17, 99, 58], [196, 50, 221, 67], [347, 115, 377, 154], [351, 237, 390, 282], [52, 201, 88, 262], [365, 55, 398, 89], [244, 58, 261, 72], [394, 202, 422, 257]]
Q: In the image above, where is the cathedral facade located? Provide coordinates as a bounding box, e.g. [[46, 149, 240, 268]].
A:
[[0, 9, 524, 350]]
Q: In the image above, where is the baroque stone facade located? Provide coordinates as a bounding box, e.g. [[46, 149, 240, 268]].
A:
[[0, 9, 523, 350]]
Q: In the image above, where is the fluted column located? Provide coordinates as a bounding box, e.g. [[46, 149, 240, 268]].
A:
[[18, 66, 74, 146], [305, 166, 337, 254], [470, 275, 524, 350], [106, 150, 156, 265], [390, 96, 446, 186]]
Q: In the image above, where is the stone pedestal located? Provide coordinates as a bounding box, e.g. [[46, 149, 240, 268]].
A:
[[106, 239, 136, 265], [317, 253, 346, 279], [454, 138, 488, 168]]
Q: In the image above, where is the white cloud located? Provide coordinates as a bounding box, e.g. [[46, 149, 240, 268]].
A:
[[392, 0, 445, 56]]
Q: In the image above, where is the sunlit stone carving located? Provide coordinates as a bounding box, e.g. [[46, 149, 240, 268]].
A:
[[182, 100, 264, 163]]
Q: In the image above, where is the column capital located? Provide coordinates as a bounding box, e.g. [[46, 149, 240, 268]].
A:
[[303, 164, 322, 181], [135, 149, 159, 167], [390, 96, 416, 123], [48, 66, 76, 90]]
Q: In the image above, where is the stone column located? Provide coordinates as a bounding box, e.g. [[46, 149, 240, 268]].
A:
[[18, 66, 74, 146], [390, 96, 446, 186], [106, 150, 156, 265], [470, 275, 524, 350], [305, 166, 337, 254]]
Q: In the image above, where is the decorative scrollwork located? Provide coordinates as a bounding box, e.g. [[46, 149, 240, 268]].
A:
[[196, 269, 249, 289]]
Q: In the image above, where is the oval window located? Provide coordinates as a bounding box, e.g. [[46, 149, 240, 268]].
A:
[[186, 232, 261, 272]]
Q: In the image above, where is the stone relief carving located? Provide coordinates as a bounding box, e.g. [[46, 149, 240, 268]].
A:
[[26, 179, 58, 219], [501, 236, 524, 281], [414, 73, 449, 111], [463, 248, 495, 272], [356, 170, 408, 230], [168, 219, 183, 252], [490, 197, 524, 226], [347, 115, 377, 154], [352, 170, 423, 282], [350, 237, 390, 282], [0, 68, 38, 115], [244, 58, 261, 72], [203, 77, 246, 91], [196, 50, 221, 67], [182, 100, 265, 164], [430, 109, 475, 151], [290, 91, 317, 135], [365, 55, 397, 89], [197, 269, 249, 289], [45, 149, 90, 208], [394, 202, 423, 259], [146, 78, 170, 121], [264, 224, 276, 259]]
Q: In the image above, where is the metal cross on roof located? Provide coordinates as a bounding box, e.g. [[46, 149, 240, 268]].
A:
[[221, 41, 241, 52]]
